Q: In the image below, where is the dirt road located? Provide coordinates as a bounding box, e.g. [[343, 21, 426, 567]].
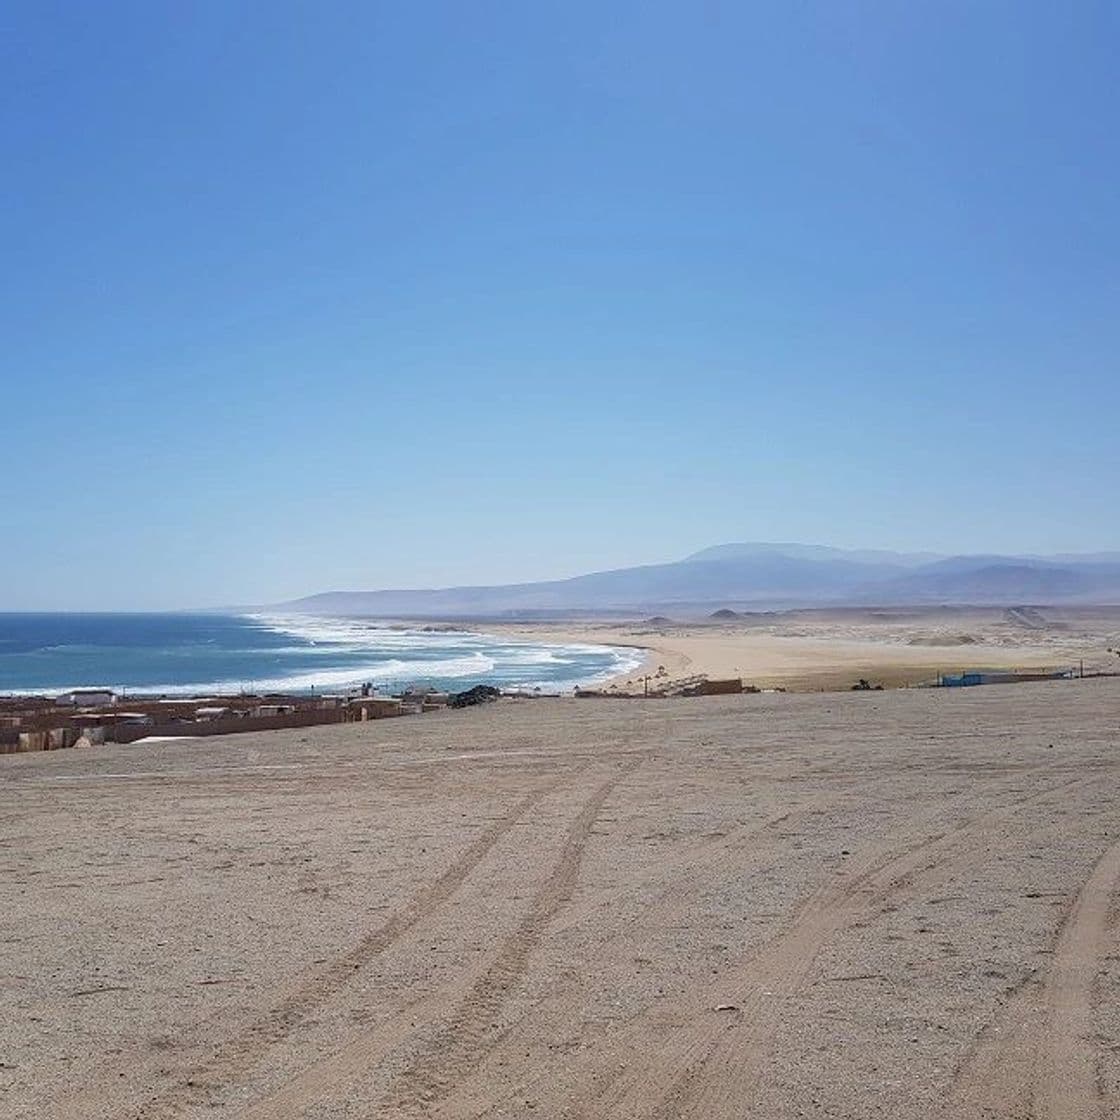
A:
[[2, 680, 1118, 1118]]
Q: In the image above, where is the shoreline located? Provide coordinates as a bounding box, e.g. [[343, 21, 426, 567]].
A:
[[476, 604, 1120, 692], [0, 616, 638, 700], [4, 603, 1117, 699]]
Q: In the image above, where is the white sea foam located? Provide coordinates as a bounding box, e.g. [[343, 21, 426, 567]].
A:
[[0, 615, 648, 697], [514, 646, 648, 693], [497, 648, 571, 666], [246, 613, 480, 649], [240, 616, 648, 694], [100, 651, 498, 698]]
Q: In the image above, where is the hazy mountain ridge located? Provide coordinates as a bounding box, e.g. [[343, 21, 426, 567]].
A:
[[279, 544, 1120, 616], [683, 542, 944, 568]]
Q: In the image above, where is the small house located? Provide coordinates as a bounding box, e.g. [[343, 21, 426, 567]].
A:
[[56, 689, 116, 708], [254, 704, 296, 718], [194, 706, 231, 721]]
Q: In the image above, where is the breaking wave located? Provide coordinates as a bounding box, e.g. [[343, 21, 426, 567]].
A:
[[0, 612, 646, 696]]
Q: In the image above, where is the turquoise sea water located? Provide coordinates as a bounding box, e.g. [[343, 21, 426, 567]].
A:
[[0, 613, 643, 696]]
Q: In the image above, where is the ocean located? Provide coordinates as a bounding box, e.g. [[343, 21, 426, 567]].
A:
[[0, 613, 643, 697]]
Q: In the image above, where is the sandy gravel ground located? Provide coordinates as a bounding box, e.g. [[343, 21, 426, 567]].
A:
[[2, 678, 1119, 1119], [493, 605, 1120, 690]]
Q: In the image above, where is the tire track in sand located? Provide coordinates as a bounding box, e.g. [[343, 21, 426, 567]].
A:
[[505, 771, 1093, 1120], [951, 833, 1120, 1119], [379, 759, 641, 1116], [229, 759, 641, 1120], [644, 775, 1096, 1120], [131, 774, 567, 1119], [238, 765, 825, 1120]]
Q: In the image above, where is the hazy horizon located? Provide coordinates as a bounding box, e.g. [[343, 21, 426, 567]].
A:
[[4, 539, 1120, 614]]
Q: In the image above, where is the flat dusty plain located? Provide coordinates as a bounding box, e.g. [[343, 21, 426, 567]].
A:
[[495, 604, 1120, 691], [3, 679, 1120, 1119]]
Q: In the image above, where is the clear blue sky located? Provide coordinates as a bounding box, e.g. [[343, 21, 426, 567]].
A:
[[3, 2, 1117, 609]]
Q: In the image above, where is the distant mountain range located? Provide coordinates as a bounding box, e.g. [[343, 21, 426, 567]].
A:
[[277, 542, 1120, 617]]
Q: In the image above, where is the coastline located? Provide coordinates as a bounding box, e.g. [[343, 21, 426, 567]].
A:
[[0, 613, 637, 698], [4, 605, 1116, 699], [476, 604, 1119, 691]]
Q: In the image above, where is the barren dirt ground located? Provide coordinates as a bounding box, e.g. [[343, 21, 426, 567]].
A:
[[3, 680, 1119, 1119]]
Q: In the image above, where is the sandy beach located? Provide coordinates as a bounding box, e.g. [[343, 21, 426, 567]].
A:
[[488, 604, 1120, 692], [3, 677, 1119, 1118]]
